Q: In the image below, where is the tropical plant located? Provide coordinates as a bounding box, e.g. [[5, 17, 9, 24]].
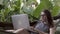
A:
[[0, 0, 21, 22], [0, 0, 60, 23], [22, 0, 60, 21]]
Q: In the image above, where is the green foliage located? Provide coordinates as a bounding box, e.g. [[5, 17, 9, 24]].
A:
[[0, 0, 21, 22], [52, 6, 60, 16], [51, 0, 60, 16], [33, 0, 53, 18], [0, 0, 60, 22]]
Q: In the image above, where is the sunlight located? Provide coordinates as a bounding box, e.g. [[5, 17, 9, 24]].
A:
[[36, 0, 40, 4]]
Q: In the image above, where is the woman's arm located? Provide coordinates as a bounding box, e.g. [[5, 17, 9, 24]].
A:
[[50, 26, 56, 34], [34, 28, 48, 34], [29, 27, 48, 34]]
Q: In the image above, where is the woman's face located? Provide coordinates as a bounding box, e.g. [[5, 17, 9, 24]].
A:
[[40, 12, 47, 22]]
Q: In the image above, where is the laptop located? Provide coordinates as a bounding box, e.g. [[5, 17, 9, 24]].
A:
[[11, 14, 30, 30]]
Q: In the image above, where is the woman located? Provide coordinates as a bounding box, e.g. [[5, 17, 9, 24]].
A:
[[30, 9, 56, 34], [14, 10, 56, 34]]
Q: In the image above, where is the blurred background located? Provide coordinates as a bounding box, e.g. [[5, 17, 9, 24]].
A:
[[0, 0, 60, 34]]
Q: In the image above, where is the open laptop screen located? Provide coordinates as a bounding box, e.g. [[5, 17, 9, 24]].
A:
[[11, 14, 30, 30]]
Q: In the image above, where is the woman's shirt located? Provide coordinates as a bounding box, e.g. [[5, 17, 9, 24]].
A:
[[35, 21, 49, 33]]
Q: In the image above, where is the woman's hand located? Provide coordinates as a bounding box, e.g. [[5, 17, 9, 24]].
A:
[[29, 27, 48, 34], [28, 26, 38, 32], [29, 26, 48, 34]]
